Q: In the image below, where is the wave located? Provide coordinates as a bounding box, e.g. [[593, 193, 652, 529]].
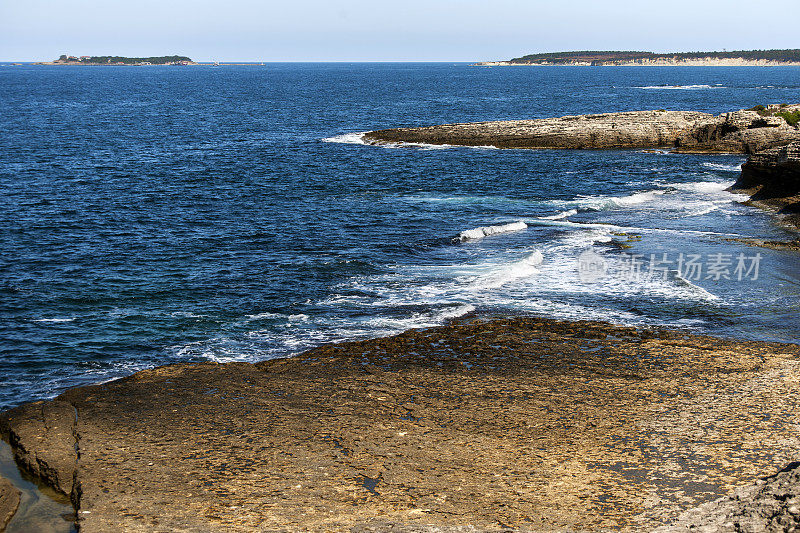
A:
[[245, 312, 282, 321], [323, 132, 500, 151], [701, 162, 743, 172], [170, 311, 208, 319], [540, 189, 668, 216], [659, 179, 749, 202], [663, 180, 733, 193], [634, 84, 725, 90], [456, 221, 528, 242], [674, 275, 720, 301], [438, 303, 476, 320], [471, 250, 544, 290], [32, 317, 75, 323], [540, 208, 578, 220], [539, 178, 750, 221], [528, 217, 740, 237], [611, 190, 667, 206], [321, 132, 369, 145]]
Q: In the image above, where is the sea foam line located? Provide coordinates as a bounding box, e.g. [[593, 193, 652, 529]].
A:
[[456, 221, 528, 242], [322, 132, 369, 145], [322, 132, 499, 150], [701, 162, 744, 172], [633, 84, 725, 90]]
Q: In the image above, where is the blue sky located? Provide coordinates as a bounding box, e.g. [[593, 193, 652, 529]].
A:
[[1, 0, 798, 61]]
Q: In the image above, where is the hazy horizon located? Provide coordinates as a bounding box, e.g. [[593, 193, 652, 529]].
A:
[[2, 0, 799, 63]]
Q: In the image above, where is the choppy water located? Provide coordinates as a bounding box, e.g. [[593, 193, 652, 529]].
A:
[[1, 63, 799, 410]]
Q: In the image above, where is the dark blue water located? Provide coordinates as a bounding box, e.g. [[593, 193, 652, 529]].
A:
[[2, 63, 799, 410]]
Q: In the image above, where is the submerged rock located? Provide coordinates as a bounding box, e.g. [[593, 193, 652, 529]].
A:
[[0, 476, 20, 532], [1, 317, 799, 532], [362, 106, 800, 153]]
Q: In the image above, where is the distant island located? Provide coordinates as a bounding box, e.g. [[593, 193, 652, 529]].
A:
[[39, 54, 194, 66], [477, 49, 800, 66]]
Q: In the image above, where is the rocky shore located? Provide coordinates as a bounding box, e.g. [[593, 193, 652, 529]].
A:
[[731, 141, 800, 231], [362, 106, 800, 153], [477, 59, 800, 67], [1, 317, 799, 532], [0, 477, 19, 532]]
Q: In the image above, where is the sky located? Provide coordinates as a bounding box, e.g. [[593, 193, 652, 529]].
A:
[[1, 0, 799, 62]]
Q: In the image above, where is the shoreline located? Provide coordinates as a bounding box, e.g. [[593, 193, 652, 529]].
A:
[[731, 141, 800, 232], [33, 62, 264, 67], [2, 316, 799, 531], [475, 60, 800, 67], [362, 106, 800, 153]]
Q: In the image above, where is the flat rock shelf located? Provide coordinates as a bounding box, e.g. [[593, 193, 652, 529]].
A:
[[2, 317, 800, 532], [363, 107, 800, 153]]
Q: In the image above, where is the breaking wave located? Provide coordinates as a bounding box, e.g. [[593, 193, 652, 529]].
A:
[[322, 132, 369, 145], [634, 84, 725, 90], [456, 221, 528, 242], [701, 162, 743, 172]]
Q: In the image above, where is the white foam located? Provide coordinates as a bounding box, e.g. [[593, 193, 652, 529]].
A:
[[457, 221, 528, 242], [438, 303, 476, 319], [471, 250, 544, 290], [170, 311, 208, 319], [665, 180, 732, 193], [701, 162, 743, 172], [325, 132, 501, 151], [659, 180, 750, 202], [674, 275, 720, 300], [681, 203, 720, 217], [245, 312, 282, 320], [32, 318, 74, 323], [542, 189, 669, 214], [541, 209, 578, 220], [322, 132, 368, 145], [634, 84, 724, 90], [611, 190, 667, 206]]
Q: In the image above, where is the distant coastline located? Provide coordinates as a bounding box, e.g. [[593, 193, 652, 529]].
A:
[[37, 54, 194, 66], [476, 49, 800, 67], [34, 55, 266, 66]]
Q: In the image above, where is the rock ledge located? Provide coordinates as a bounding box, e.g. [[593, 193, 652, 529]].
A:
[[362, 106, 800, 153]]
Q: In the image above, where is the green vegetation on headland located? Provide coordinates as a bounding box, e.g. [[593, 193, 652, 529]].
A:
[[749, 104, 800, 128], [502, 49, 800, 65], [53, 54, 193, 65]]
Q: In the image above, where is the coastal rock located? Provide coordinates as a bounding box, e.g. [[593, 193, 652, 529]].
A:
[[362, 107, 800, 153], [364, 110, 711, 149], [732, 141, 800, 229], [675, 110, 800, 153], [654, 462, 800, 532], [0, 476, 20, 532], [0, 401, 77, 499], [2, 317, 800, 532]]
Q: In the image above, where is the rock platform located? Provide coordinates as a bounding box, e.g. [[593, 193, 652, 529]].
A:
[[362, 107, 800, 153], [2, 317, 799, 531]]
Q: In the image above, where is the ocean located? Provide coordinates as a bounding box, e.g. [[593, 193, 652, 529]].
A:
[[1, 63, 799, 410]]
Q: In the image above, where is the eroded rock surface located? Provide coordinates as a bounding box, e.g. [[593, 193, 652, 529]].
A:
[[362, 107, 800, 153], [732, 140, 800, 230], [655, 462, 800, 532], [1, 317, 799, 532], [0, 476, 20, 532], [0, 401, 78, 501]]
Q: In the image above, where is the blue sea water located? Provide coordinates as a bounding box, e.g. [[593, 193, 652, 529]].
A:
[[1, 63, 799, 410]]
